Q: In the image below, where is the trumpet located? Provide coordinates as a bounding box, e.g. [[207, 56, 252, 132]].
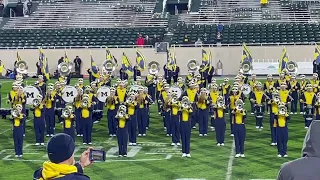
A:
[[126, 96, 134, 104], [272, 93, 280, 103], [115, 108, 127, 119], [235, 99, 244, 111], [33, 98, 41, 107], [62, 107, 72, 118], [278, 104, 287, 115], [181, 98, 191, 109], [81, 98, 89, 108], [217, 97, 225, 108], [11, 108, 20, 118]]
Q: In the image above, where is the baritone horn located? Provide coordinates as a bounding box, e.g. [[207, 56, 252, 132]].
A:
[[102, 60, 116, 74], [148, 61, 160, 75], [286, 61, 298, 74], [15, 60, 28, 74], [11, 108, 20, 118], [217, 96, 225, 108], [240, 61, 252, 74], [187, 59, 199, 73], [235, 99, 244, 111], [115, 105, 127, 118], [81, 98, 89, 108], [33, 98, 41, 107], [58, 62, 72, 77], [181, 97, 191, 109], [278, 104, 287, 115]]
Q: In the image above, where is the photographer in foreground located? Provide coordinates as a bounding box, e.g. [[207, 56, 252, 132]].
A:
[[33, 133, 92, 180]]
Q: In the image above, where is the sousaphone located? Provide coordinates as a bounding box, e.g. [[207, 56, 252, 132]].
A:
[[102, 60, 116, 74], [286, 61, 298, 74], [58, 62, 72, 77], [240, 61, 252, 74], [148, 61, 160, 75], [15, 60, 28, 74], [187, 59, 199, 73]]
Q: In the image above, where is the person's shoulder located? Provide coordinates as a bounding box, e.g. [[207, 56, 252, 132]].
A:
[[55, 173, 90, 180]]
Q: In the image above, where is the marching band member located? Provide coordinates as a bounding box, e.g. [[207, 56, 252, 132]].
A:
[[209, 84, 220, 130], [172, 65, 180, 83], [144, 87, 153, 129], [125, 92, 138, 146], [164, 64, 172, 84], [45, 86, 55, 137], [310, 73, 319, 93], [248, 73, 257, 114], [54, 82, 65, 124], [170, 94, 181, 146], [91, 82, 101, 124], [38, 75, 46, 96], [145, 73, 156, 102], [199, 65, 208, 88], [197, 88, 211, 136], [207, 65, 214, 85], [62, 105, 75, 142], [180, 96, 192, 158], [137, 86, 149, 136], [31, 95, 45, 146], [116, 81, 127, 104], [299, 75, 308, 114], [279, 82, 292, 110], [133, 65, 141, 81], [185, 72, 194, 84], [16, 86, 26, 136], [196, 74, 205, 88], [12, 104, 24, 158], [269, 90, 280, 146], [275, 72, 287, 89], [315, 93, 320, 120], [177, 77, 185, 91], [74, 87, 83, 137], [116, 105, 129, 157], [300, 84, 316, 128], [250, 82, 267, 129], [81, 94, 93, 145], [220, 78, 230, 113], [78, 78, 84, 90], [8, 82, 18, 108], [263, 74, 275, 113], [159, 84, 171, 135], [215, 96, 226, 146], [289, 75, 300, 114], [232, 99, 247, 158], [106, 88, 119, 137], [135, 76, 142, 86], [182, 82, 198, 129], [276, 103, 289, 157], [228, 87, 245, 136], [156, 75, 164, 113]]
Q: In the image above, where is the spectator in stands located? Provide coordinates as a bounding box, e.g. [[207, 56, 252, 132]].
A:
[[183, 35, 189, 44], [33, 133, 92, 180], [16, 0, 24, 17], [0, 0, 4, 17], [202, 33, 208, 44], [136, 34, 145, 47], [73, 56, 82, 76], [27, 0, 32, 15], [151, 34, 160, 46], [144, 35, 151, 45], [195, 38, 203, 47]]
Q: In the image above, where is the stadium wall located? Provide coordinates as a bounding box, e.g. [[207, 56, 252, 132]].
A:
[[0, 45, 314, 76]]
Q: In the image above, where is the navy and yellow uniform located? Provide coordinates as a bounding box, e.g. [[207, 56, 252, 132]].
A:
[[38, 81, 46, 97], [45, 92, 56, 136], [228, 92, 244, 135], [215, 106, 226, 145], [64, 114, 75, 141], [210, 90, 220, 128], [126, 99, 138, 145], [299, 79, 308, 113], [117, 114, 130, 156], [264, 80, 275, 112], [279, 89, 291, 105], [55, 90, 66, 123], [182, 88, 198, 128], [310, 79, 319, 93], [197, 93, 211, 136], [156, 81, 163, 101], [220, 83, 230, 106], [12, 113, 24, 156], [159, 90, 171, 135], [8, 89, 18, 108], [145, 75, 156, 101], [106, 96, 119, 136], [116, 87, 127, 104], [179, 106, 193, 156], [74, 94, 83, 136], [275, 79, 287, 89], [137, 93, 149, 136], [232, 109, 247, 156], [276, 111, 289, 157], [81, 101, 93, 144], [32, 103, 45, 144], [300, 91, 316, 127], [171, 100, 181, 144], [289, 79, 300, 113], [250, 90, 266, 128], [249, 79, 257, 113], [269, 98, 279, 145]]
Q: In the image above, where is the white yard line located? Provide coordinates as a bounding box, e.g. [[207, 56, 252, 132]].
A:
[[225, 141, 235, 180]]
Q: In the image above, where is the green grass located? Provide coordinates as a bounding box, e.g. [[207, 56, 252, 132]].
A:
[[0, 78, 307, 180]]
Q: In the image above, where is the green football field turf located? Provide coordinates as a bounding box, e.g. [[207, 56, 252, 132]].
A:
[[0, 78, 307, 180]]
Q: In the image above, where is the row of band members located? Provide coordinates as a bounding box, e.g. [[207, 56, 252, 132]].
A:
[[10, 75, 318, 158]]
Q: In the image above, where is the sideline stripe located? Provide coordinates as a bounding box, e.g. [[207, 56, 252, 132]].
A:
[[225, 141, 235, 180]]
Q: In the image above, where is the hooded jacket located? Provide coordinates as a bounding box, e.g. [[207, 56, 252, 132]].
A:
[[33, 162, 90, 180], [277, 120, 320, 180]]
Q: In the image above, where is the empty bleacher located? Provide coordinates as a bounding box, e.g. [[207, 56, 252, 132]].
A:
[[3, 0, 168, 29]]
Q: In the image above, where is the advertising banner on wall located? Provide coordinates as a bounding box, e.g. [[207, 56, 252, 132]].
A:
[[251, 62, 313, 75]]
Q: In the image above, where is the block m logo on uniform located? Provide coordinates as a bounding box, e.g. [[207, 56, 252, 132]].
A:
[[26, 92, 34, 98], [66, 91, 73, 97], [100, 92, 108, 97]]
